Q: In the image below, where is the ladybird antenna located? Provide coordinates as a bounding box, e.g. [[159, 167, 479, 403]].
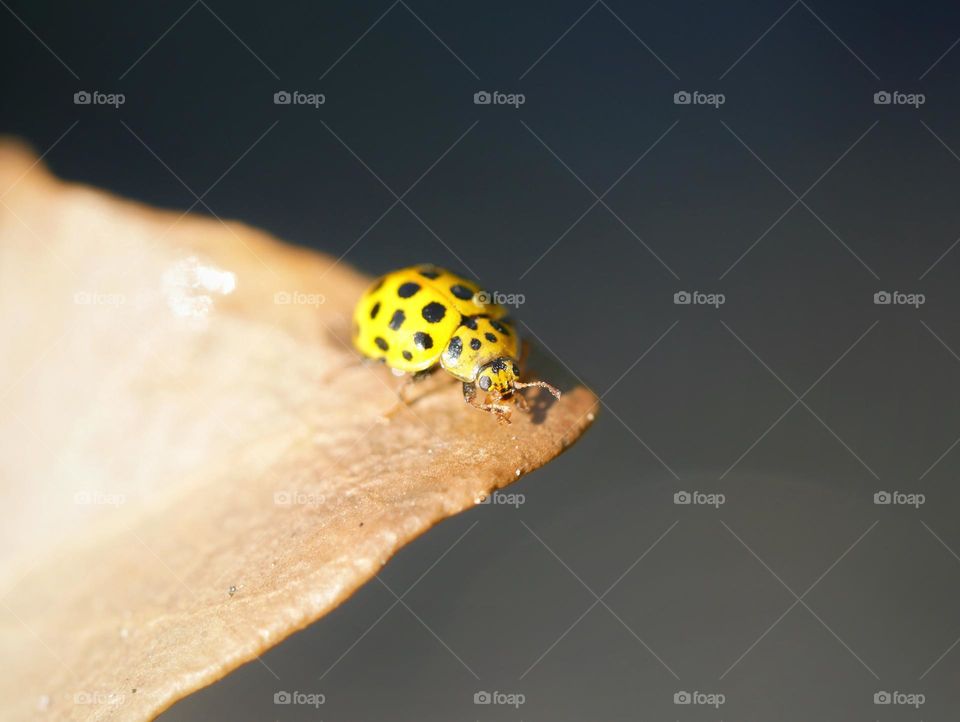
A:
[[512, 379, 561, 400]]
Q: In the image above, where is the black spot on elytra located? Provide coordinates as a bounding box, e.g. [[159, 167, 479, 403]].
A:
[[397, 282, 421, 298], [470, 338, 482, 351], [418, 267, 440, 280], [422, 301, 446, 323], [375, 336, 389, 351], [370, 301, 380, 319], [450, 284, 473, 300], [388, 309, 405, 331], [402, 350, 413, 361], [491, 320, 510, 335], [446, 336, 462, 360], [414, 331, 433, 350], [478, 375, 491, 391], [485, 332, 497, 343], [461, 315, 478, 330]]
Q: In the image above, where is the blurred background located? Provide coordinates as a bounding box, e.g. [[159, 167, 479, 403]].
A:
[[3, 0, 960, 719]]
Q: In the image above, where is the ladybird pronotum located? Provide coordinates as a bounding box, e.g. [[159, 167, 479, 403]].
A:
[[352, 264, 560, 423]]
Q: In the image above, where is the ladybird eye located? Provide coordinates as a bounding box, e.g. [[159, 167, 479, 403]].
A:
[[478, 375, 491, 391]]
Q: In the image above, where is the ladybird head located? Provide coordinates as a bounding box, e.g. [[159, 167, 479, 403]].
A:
[[476, 357, 519, 396], [476, 357, 562, 401]]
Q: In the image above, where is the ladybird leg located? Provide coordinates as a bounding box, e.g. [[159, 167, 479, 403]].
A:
[[398, 367, 438, 405], [383, 368, 441, 419], [486, 402, 514, 424], [512, 390, 530, 413], [477, 400, 513, 424], [463, 383, 512, 424]]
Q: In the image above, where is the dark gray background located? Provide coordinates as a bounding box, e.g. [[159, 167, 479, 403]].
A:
[[3, 1, 960, 719]]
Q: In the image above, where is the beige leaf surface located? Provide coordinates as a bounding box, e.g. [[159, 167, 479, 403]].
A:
[[0, 140, 598, 721]]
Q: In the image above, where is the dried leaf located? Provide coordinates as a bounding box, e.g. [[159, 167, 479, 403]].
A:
[[0, 140, 597, 721]]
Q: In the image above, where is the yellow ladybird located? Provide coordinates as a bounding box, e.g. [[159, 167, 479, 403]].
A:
[[353, 264, 560, 422]]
